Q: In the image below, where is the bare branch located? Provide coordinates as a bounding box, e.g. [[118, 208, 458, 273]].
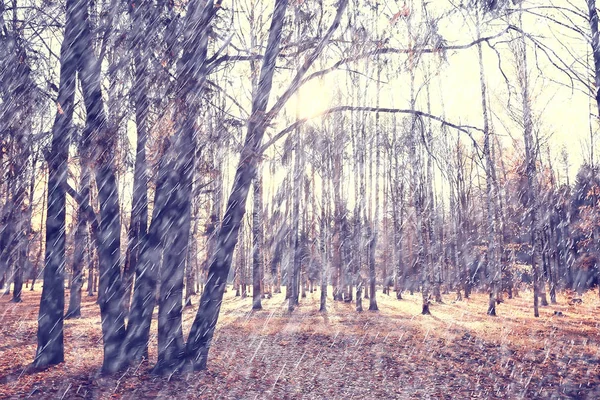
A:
[[261, 106, 483, 154]]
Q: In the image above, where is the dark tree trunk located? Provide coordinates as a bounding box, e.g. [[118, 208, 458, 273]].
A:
[[186, 0, 290, 370], [77, 2, 127, 369], [87, 236, 94, 297], [12, 247, 23, 303], [65, 174, 89, 319], [124, 0, 213, 372], [33, 0, 79, 367], [185, 0, 347, 370], [156, 139, 194, 373], [155, 0, 214, 373], [123, 139, 177, 365], [240, 229, 247, 298], [123, 0, 150, 319]]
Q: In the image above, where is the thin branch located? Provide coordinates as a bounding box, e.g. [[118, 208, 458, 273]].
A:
[[260, 106, 483, 154], [63, 182, 100, 234], [300, 28, 510, 86]]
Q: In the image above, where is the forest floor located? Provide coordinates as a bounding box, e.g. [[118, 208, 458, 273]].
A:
[[0, 286, 599, 399]]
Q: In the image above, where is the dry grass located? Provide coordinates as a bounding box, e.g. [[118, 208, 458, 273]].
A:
[[1, 286, 599, 399]]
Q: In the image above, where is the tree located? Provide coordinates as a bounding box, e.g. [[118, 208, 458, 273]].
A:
[[32, 0, 79, 369], [186, 0, 349, 370]]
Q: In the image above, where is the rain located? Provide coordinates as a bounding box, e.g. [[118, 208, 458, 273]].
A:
[[1, 0, 600, 398]]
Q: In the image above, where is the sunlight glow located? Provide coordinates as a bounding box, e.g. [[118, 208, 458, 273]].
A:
[[296, 78, 333, 120]]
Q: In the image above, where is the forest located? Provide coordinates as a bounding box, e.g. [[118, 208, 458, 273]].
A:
[[2, 0, 600, 398]]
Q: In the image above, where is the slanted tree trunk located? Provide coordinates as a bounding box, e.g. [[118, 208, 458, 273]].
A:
[[186, 0, 290, 368], [123, 0, 214, 373], [185, 0, 347, 370]]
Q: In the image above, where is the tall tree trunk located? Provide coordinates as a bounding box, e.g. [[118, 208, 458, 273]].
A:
[[252, 168, 263, 310], [77, 0, 127, 370], [368, 65, 381, 312], [332, 135, 344, 301], [319, 140, 329, 312], [185, 0, 347, 370], [517, 5, 540, 318], [66, 160, 90, 319], [123, 141, 177, 364], [588, 0, 600, 120], [123, 3, 150, 317], [185, 196, 200, 307], [33, 0, 79, 368], [31, 177, 46, 291], [156, 144, 194, 372], [476, 16, 498, 316], [87, 223, 95, 297], [186, 0, 290, 370]]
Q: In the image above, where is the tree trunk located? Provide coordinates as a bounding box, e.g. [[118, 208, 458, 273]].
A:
[[66, 164, 89, 319], [33, 0, 78, 367], [517, 5, 540, 318], [186, 0, 290, 370], [477, 11, 498, 317], [185, 0, 347, 370], [156, 146, 193, 373], [122, 12, 150, 317], [78, 2, 127, 370], [252, 170, 263, 310], [123, 142, 177, 365], [319, 140, 329, 312]]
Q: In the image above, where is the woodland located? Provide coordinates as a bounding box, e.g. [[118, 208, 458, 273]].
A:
[[2, 0, 600, 398]]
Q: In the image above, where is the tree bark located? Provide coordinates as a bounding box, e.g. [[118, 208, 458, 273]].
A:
[[123, 2, 150, 317], [186, 0, 290, 370], [33, 0, 79, 368], [252, 169, 263, 310], [66, 161, 90, 319]]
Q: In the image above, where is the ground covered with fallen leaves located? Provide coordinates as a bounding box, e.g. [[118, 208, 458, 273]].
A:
[[1, 286, 599, 399]]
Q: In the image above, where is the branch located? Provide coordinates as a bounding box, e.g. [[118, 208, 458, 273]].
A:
[[300, 28, 510, 85], [263, 0, 349, 125], [508, 25, 591, 95], [207, 54, 263, 72], [206, 38, 323, 72], [63, 183, 100, 235], [260, 106, 483, 153]]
